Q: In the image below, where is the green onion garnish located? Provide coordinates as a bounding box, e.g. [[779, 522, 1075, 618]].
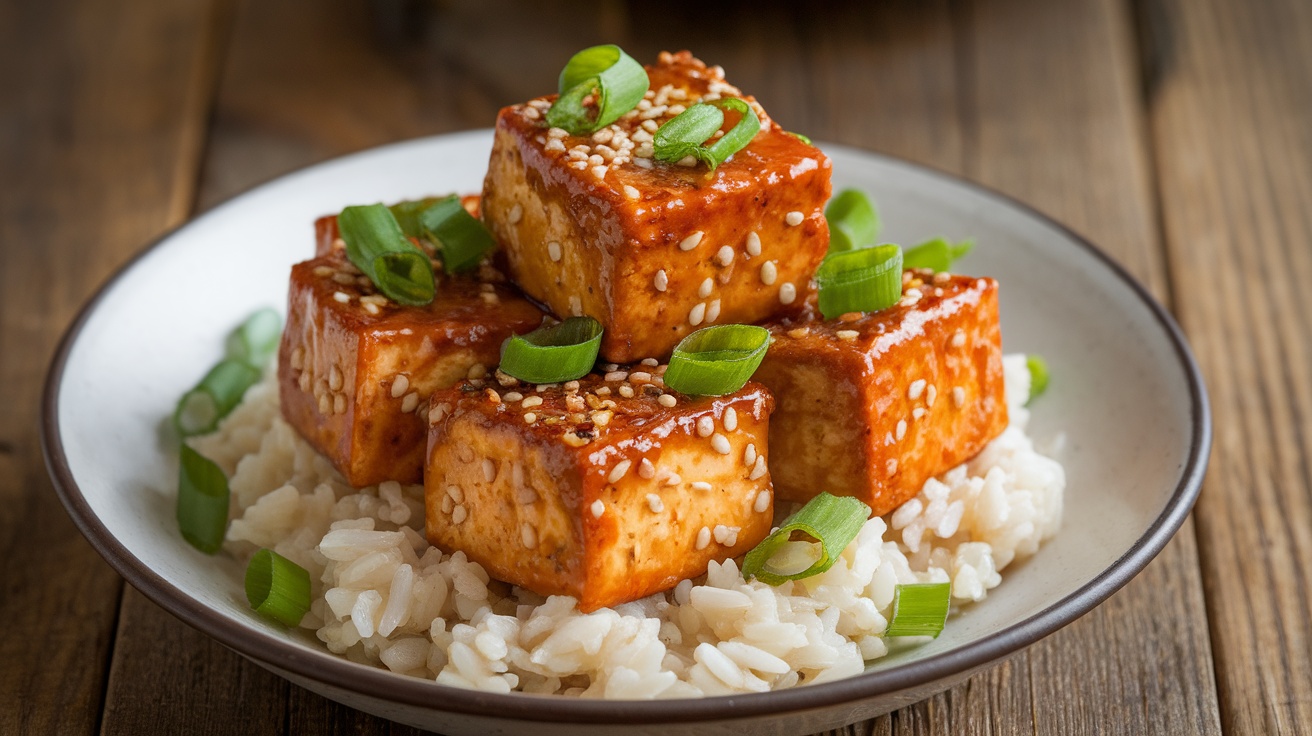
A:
[[418, 195, 496, 274], [177, 444, 230, 554], [663, 324, 770, 396], [902, 237, 974, 273], [388, 197, 444, 239], [224, 308, 281, 368], [499, 317, 604, 384], [245, 548, 312, 627], [742, 492, 871, 585], [653, 98, 760, 171], [884, 583, 952, 638], [825, 189, 881, 253], [816, 244, 904, 319], [1026, 354, 1050, 404], [174, 359, 262, 438], [338, 204, 436, 306], [787, 131, 812, 145], [546, 45, 649, 135]]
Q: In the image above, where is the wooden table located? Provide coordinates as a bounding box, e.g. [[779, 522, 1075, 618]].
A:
[[3, 0, 1309, 733]]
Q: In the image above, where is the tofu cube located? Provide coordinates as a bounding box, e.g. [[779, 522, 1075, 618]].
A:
[[314, 194, 482, 258], [753, 272, 1008, 515], [277, 252, 545, 487], [424, 371, 775, 612], [482, 51, 832, 363]]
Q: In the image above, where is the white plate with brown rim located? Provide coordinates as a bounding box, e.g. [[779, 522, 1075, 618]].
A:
[[43, 129, 1210, 735]]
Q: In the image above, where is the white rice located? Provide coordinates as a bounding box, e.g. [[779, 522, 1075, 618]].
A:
[[191, 353, 1063, 697]]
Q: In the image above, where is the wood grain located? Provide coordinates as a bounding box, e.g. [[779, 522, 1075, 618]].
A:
[[1147, 0, 1312, 732], [0, 0, 225, 734]]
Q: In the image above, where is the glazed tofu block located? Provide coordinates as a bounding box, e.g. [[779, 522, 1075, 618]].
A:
[[483, 51, 832, 363], [424, 370, 775, 611], [314, 194, 482, 258], [278, 252, 545, 488], [754, 271, 1008, 516]]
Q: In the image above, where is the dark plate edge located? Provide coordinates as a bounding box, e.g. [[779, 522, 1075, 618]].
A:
[[40, 133, 1213, 726]]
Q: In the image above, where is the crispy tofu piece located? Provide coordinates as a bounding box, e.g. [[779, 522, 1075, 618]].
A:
[[277, 252, 544, 487], [424, 371, 775, 611], [314, 194, 482, 258], [482, 51, 832, 363], [753, 271, 1008, 516]]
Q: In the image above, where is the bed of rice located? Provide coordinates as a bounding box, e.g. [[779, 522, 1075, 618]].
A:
[[190, 353, 1063, 698]]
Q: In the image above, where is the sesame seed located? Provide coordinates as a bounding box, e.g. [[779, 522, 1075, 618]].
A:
[[779, 282, 797, 304], [452, 504, 468, 524], [545, 138, 565, 152], [619, 384, 635, 398], [951, 329, 967, 348], [329, 365, 344, 391], [836, 329, 859, 341], [333, 291, 351, 304], [298, 373, 310, 392], [446, 484, 464, 503], [723, 407, 738, 432], [927, 385, 937, 406], [537, 383, 556, 392], [665, 473, 682, 486], [716, 245, 735, 266], [934, 271, 952, 284], [641, 358, 659, 367], [653, 269, 669, 292], [314, 266, 334, 277], [689, 302, 706, 326], [592, 409, 613, 427], [909, 379, 927, 400], [503, 391, 523, 402], [746, 232, 762, 257], [646, 494, 665, 513], [680, 231, 704, 251], [711, 433, 731, 454], [952, 386, 966, 407], [591, 165, 608, 179], [695, 526, 711, 550], [637, 458, 657, 479], [658, 394, 677, 407], [485, 388, 502, 404], [523, 412, 537, 424], [596, 386, 612, 396], [692, 481, 713, 492], [548, 127, 568, 139], [468, 363, 487, 380], [760, 261, 777, 285], [482, 459, 497, 482], [629, 371, 651, 383], [887, 459, 898, 475], [521, 395, 543, 408], [623, 185, 641, 200], [744, 443, 757, 467], [429, 403, 450, 422], [608, 459, 632, 483], [896, 419, 907, 440], [749, 456, 767, 480], [363, 302, 380, 315], [698, 277, 714, 298], [591, 500, 606, 518], [604, 371, 628, 382], [785, 211, 804, 226], [440, 494, 453, 514], [754, 490, 771, 513], [787, 327, 809, 339], [913, 407, 926, 419], [696, 416, 715, 437], [332, 272, 354, 285], [333, 394, 347, 414], [401, 392, 419, 413], [521, 523, 538, 549], [548, 241, 562, 262], [705, 299, 721, 323], [290, 347, 305, 371], [508, 203, 523, 224]]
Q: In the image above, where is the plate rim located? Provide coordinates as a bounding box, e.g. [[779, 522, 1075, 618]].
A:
[[41, 131, 1212, 725]]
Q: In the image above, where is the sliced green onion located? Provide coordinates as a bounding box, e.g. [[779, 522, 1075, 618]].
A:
[[546, 45, 649, 135], [787, 130, 812, 145], [418, 195, 496, 274], [174, 359, 262, 437], [884, 583, 951, 638], [903, 237, 975, 273], [654, 98, 760, 171], [388, 197, 444, 239], [338, 204, 436, 306], [825, 189, 880, 253], [742, 492, 871, 585], [816, 244, 904, 319], [1026, 354, 1050, 405], [177, 444, 230, 554], [499, 317, 603, 383], [224, 308, 282, 368], [245, 548, 312, 627], [663, 324, 770, 396]]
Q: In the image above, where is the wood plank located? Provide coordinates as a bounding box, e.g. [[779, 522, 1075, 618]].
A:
[[1146, 0, 1312, 732], [0, 0, 226, 734]]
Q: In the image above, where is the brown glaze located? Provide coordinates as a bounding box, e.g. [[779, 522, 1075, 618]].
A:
[[424, 372, 776, 611], [482, 51, 832, 363], [277, 250, 545, 487], [754, 271, 1009, 515]]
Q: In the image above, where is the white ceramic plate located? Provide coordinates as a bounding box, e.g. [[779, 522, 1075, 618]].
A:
[[44, 131, 1210, 735]]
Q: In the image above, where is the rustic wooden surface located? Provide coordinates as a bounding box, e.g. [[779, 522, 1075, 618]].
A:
[[4, 0, 1308, 733]]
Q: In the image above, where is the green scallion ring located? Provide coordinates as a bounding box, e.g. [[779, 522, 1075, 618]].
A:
[[1026, 354, 1050, 404], [546, 45, 649, 135], [224, 308, 282, 368], [245, 548, 312, 627], [174, 359, 262, 438], [653, 98, 760, 171], [177, 444, 230, 555], [825, 188, 881, 253], [815, 244, 904, 319], [884, 582, 952, 638], [388, 196, 445, 239], [338, 203, 436, 306], [787, 130, 812, 145], [742, 492, 872, 585], [418, 195, 496, 274], [499, 317, 604, 384], [903, 237, 974, 273], [662, 324, 770, 396]]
